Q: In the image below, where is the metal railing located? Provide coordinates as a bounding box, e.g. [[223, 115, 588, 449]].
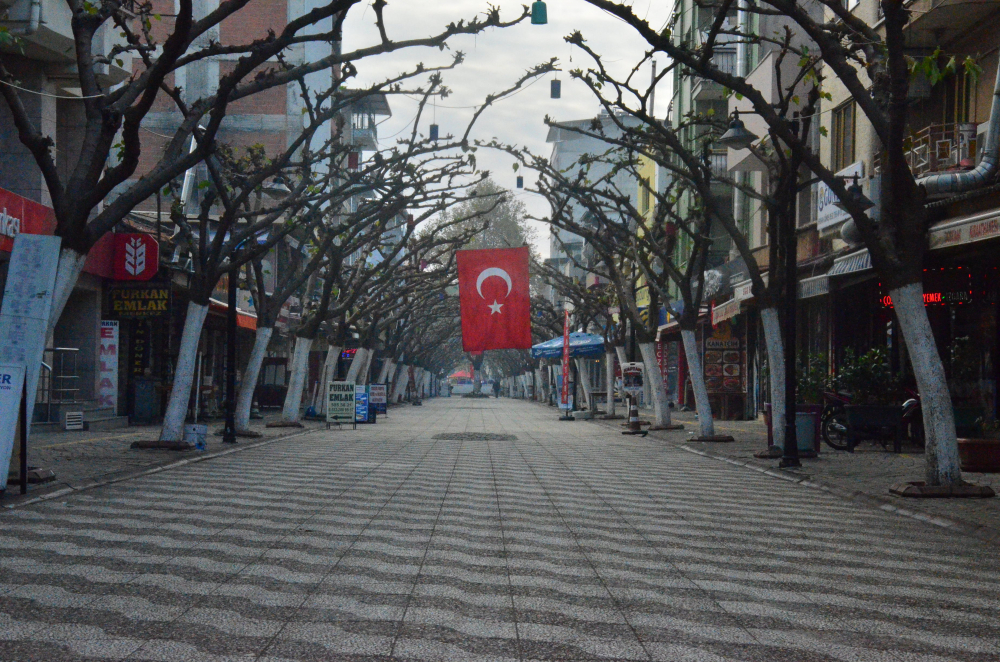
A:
[[874, 122, 980, 177], [36, 347, 81, 423]]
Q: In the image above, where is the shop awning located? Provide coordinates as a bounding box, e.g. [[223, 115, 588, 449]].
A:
[[711, 298, 741, 325], [928, 207, 1000, 250], [531, 332, 605, 360], [828, 249, 872, 277], [208, 298, 258, 330], [798, 275, 830, 299]]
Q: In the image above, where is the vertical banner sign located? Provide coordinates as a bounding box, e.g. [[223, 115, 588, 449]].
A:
[[355, 385, 369, 423], [560, 310, 571, 410], [369, 383, 387, 414], [97, 321, 119, 410], [0, 365, 26, 490], [0, 234, 61, 491], [327, 381, 356, 427]]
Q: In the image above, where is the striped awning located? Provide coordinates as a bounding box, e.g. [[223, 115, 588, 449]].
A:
[[711, 298, 741, 325], [828, 249, 871, 277]]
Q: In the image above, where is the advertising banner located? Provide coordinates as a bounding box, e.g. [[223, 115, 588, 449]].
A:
[[369, 383, 388, 414], [97, 321, 118, 410], [0, 234, 61, 489], [621, 362, 645, 395], [326, 381, 356, 425], [560, 310, 570, 409], [355, 385, 369, 423], [0, 365, 25, 492]]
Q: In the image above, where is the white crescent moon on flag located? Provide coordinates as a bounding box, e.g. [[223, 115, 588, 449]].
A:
[[476, 268, 513, 299]]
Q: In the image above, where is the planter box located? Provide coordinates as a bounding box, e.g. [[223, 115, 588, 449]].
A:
[[763, 404, 821, 455], [844, 405, 903, 453], [958, 438, 1000, 473]]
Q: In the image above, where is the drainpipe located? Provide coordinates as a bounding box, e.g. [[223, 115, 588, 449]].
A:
[[918, 52, 1000, 198], [12, 0, 42, 36]]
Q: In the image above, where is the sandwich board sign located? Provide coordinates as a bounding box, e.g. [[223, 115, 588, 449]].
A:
[[621, 362, 645, 395], [355, 385, 369, 423], [369, 383, 387, 414], [326, 381, 356, 429]]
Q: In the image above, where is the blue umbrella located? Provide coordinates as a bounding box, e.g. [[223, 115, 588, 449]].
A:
[[531, 332, 605, 359]]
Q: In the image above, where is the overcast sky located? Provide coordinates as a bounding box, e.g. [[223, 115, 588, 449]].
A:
[[341, 1, 672, 257]]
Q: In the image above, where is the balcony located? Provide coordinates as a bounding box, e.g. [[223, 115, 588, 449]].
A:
[[692, 49, 736, 101], [874, 122, 983, 178]]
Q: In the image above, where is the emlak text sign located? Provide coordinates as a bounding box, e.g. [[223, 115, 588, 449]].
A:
[[97, 321, 119, 410], [327, 382, 356, 425], [107, 284, 170, 318]]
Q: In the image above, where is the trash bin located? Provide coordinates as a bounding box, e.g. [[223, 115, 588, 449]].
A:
[[183, 424, 208, 450]]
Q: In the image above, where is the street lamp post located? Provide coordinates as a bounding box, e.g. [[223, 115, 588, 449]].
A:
[[223, 267, 239, 443]]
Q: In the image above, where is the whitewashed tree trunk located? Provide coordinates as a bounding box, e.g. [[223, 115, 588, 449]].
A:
[[891, 283, 962, 486], [638, 342, 673, 428], [423, 371, 431, 397], [535, 368, 544, 401], [280, 336, 313, 423], [316, 345, 341, 417], [760, 307, 786, 452], [377, 359, 392, 384], [359, 349, 375, 385], [575, 358, 593, 409], [392, 364, 408, 402], [160, 302, 209, 441], [605, 351, 617, 417], [345, 348, 368, 384], [682, 329, 715, 438], [235, 326, 273, 432], [473, 372, 482, 395], [45, 248, 88, 340]]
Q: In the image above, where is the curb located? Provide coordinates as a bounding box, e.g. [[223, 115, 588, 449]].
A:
[[678, 444, 1000, 546], [2, 427, 317, 511]]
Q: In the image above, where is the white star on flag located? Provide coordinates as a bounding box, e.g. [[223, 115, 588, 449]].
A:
[[488, 300, 503, 314]]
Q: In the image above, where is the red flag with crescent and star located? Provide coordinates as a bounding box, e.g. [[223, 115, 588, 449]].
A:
[[456, 246, 532, 352]]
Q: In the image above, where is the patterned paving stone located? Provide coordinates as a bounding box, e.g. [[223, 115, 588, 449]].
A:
[[1, 399, 999, 661]]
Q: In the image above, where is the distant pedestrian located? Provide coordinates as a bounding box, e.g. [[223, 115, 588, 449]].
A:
[[493, 381, 501, 398]]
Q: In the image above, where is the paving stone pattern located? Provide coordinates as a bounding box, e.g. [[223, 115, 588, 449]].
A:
[[1, 399, 999, 661]]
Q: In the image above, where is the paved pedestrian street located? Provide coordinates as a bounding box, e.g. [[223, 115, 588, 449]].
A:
[[2, 399, 998, 662]]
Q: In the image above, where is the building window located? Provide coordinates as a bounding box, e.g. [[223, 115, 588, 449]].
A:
[[831, 101, 856, 172], [640, 177, 651, 214]]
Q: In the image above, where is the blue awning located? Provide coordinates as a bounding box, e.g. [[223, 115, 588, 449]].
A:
[[531, 332, 606, 360]]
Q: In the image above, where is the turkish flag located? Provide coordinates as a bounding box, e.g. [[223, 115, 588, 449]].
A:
[[457, 246, 532, 352]]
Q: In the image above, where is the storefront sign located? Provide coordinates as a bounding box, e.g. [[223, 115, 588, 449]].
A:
[[734, 279, 755, 302], [0, 365, 26, 493], [704, 320, 744, 394], [928, 209, 1000, 250], [355, 385, 369, 422], [326, 381, 355, 424], [369, 383, 387, 414], [817, 162, 864, 231], [112, 234, 159, 281], [131, 322, 149, 376], [108, 284, 170, 318], [798, 275, 830, 299], [98, 321, 118, 409], [0, 187, 56, 253]]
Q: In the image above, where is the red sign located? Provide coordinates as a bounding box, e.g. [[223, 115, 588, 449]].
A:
[[112, 234, 159, 281], [456, 246, 532, 352], [561, 309, 570, 408], [0, 187, 57, 252]]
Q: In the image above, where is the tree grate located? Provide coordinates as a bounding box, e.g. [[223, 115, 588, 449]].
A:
[[432, 432, 517, 441]]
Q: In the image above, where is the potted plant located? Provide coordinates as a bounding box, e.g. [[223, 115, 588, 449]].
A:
[[959, 419, 1000, 473], [831, 348, 905, 451], [794, 354, 827, 455]]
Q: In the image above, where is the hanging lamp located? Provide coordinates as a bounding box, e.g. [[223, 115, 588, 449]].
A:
[[550, 78, 561, 99], [530, 1, 548, 25], [717, 111, 759, 149], [516, 175, 524, 189], [429, 124, 439, 141]]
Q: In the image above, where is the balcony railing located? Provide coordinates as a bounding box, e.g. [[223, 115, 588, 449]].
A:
[[873, 122, 980, 177]]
